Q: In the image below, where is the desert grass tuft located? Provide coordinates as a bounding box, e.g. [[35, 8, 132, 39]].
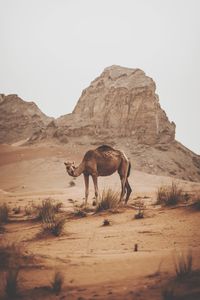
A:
[[162, 286, 175, 300], [191, 193, 200, 210], [0, 203, 9, 223], [102, 219, 111, 226], [134, 200, 145, 219], [51, 271, 64, 294], [13, 206, 21, 214], [5, 267, 20, 298], [96, 189, 119, 212], [156, 182, 183, 206], [35, 198, 62, 221], [73, 208, 87, 218], [173, 251, 193, 280], [41, 215, 66, 237], [69, 180, 76, 187]]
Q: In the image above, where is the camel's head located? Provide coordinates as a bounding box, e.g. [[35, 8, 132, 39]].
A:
[[64, 161, 75, 176]]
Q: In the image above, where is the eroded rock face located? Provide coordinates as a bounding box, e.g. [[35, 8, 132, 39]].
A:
[[0, 94, 52, 143], [72, 65, 175, 145]]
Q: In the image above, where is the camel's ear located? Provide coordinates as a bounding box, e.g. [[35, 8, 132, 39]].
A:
[[72, 161, 75, 165], [64, 162, 67, 166]]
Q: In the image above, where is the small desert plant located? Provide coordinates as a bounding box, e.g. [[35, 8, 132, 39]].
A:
[[42, 215, 66, 237], [134, 200, 145, 219], [69, 180, 76, 187], [51, 271, 64, 294], [162, 286, 175, 300], [173, 251, 193, 279], [73, 208, 87, 218], [0, 203, 9, 223], [5, 267, 20, 298], [13, 206, 21, 214], [35, 199, 62, 221], [24, 204, 34, 216], [156, 182, 183, 206], [96, 189, 119, 212], [0, 243, 29, 298], [102, 219, 111, 226], [0, 243, 25, 271], [191, 193, 200, 210]]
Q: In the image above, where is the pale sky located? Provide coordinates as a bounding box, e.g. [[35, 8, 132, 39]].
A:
[[0, 0, 200, 154]]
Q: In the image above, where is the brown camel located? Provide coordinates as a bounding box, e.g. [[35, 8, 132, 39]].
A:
[[64, 145, 132, 206]]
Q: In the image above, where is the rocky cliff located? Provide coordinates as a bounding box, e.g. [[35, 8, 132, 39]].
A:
[[0, 94, 52, 144], [70, 65, 175, 145]]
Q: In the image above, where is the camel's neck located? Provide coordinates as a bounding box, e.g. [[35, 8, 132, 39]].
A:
[[73, 161, 85, 177]]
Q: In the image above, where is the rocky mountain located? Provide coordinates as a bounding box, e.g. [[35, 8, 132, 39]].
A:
[[0, 94, 52, 144], [1, 66, 200, 182]]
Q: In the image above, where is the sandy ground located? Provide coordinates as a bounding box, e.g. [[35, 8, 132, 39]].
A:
[[0, 143, 200, 300]]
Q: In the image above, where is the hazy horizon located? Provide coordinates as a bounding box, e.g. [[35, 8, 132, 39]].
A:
[[1, 0, 200, 154]]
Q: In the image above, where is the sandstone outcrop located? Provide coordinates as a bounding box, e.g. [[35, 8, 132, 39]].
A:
[[0, 94, 52, 143], [69, 65, 175, 145]]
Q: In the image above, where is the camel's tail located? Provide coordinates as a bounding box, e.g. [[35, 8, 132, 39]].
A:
[[127, 161, 131, 178]]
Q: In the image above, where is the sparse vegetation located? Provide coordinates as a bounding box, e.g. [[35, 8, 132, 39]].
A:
[[0, 203, 9, 223], [162, 286, 175, 300], [73, 208, 87, 218], [0, 243, 30, 298], [134, 200, 145, 219], [102, 219, 111, 226], [5, 267, 20, 298], [174, 251, 193, 279], [191, 193, 200, 210], [24, 204, 34, 216], [41, 215, 66, 237], [51, 271, 64, 294], [13, 206, 21, 214], [69, 180, 76, 187], [35, 198, 62, 221], [156, 182, 183, 206], [96, 189, 119, 212]]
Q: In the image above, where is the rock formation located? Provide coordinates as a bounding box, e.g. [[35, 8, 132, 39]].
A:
[[0, 94, 52, 143], [70, 65, 175, 145]]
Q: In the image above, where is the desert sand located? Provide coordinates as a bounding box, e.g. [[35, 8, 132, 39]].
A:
[[0, 143, 200, 300]]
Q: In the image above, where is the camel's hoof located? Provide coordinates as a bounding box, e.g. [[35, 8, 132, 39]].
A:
[[92, 200, 97, 206]]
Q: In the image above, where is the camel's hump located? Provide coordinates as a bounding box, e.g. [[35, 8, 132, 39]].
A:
[[96, 145, 115, 152]]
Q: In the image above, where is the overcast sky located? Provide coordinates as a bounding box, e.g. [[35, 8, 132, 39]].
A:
[[0, 0, 200, 154]]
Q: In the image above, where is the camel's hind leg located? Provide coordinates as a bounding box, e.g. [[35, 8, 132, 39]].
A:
[[84, 174, 89, 206], [118, 158, 131, 204], [125, 179, 132, 204]]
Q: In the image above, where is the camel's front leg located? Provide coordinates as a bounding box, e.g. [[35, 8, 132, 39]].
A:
[[84, 174, 89, 207], [92, 174, 99, 204]]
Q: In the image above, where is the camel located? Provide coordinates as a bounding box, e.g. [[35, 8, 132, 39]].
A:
[[64, 145, 132, 206]]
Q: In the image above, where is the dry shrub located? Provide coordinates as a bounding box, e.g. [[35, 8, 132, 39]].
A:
[[0, 243, 28, 298], [96, 189, 119, 212], [174, 251, 193, 280], [5, 268, 20, 298], [41, 215, 66, 237], [102, 219, 111, 226], [73, 208, 87, 218], [191, 193, 200, 210], [0, 203, 9, 223], [35, 199, 62, 221], [13, 206, 21, 214], [134, 200, 145, 219], [156, 182, 183, 206], [162, 286, 175, 300], [51, 271, 64, 294], [69, 180, 76, 187], [24, 204, 34, 216]]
